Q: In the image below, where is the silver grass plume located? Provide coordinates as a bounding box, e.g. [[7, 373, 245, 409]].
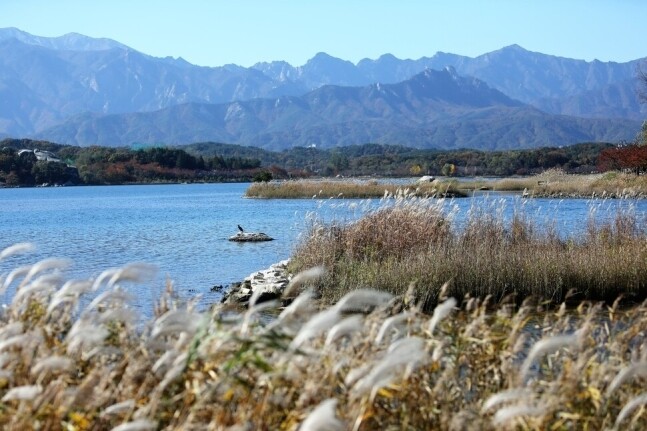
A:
[[98, 307, 138, 325], [290, 307, 341, 350], [0, 243, 35, 261], [0, 330, 42, 353], [83, 289, 131, 318], [47, 280, 93, 314], [492, 403, 545, 427], [21, 257, 72, 287], [31, 356, 73, 375], [605, 361, 647, 398], [325, 315, 364, 346], [283, 266, 326, 298], [106, 263, 157, 289], [268, 289, 315, 332], [614, 392, 647, 429], [1, 265, 31, 294], [0, 322, 23, 340], [151, 309, 203, 339], [333, 289, 393, 313], [152, 350, 181, 375], [110, 419, 157, 431], [11, 273, 62, 307], [481, 388, 533, 413], [101, 399, 136, 418], [241, 300, 279, 334], [1, 384, 43, 402], [375, 312, 412, 344], [66, 320, 109, 353], [157, 352, 188, 392], [344, 362, 373, 387], [91, 267, 121, 291], [351, 336, 426, 400], [519, 331, 581, 383], [428, 297, 457, 335], [299, 398, 344, 431]]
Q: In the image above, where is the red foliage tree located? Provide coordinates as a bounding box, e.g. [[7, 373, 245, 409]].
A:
[[597, 143, 647, 175]]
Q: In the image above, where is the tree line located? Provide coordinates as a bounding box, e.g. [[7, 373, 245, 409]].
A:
[[0, 141, 263, 186], [1, 138, 645, 187]]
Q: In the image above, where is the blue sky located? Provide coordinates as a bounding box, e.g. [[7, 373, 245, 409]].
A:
[[1, 0, 645, 67]]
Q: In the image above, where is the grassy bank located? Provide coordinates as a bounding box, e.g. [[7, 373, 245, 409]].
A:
[[290, 197, 647, 308], [245, 179, 467, 198], [0, 245, 646, 430], [245, 170, 647, 200], [449, 169, 647, 198]]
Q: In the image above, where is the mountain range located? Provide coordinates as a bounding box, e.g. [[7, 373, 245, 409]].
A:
[[1, 27, 645, 150]]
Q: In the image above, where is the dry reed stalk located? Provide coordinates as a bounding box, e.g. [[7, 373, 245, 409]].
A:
[[0, 243, 645, 429]]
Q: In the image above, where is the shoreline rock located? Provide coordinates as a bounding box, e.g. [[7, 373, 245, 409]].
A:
[[228, 232, 274, 242], [221, 260, 291, 305]]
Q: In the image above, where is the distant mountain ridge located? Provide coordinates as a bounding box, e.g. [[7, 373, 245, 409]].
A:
[[34, 68, 640, 150], [254, 45, 646, 120], [0, 28, 645, 149], [0, 27, 129, 51]]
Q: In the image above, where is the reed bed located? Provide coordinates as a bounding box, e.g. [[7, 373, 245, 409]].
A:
[[453, 169, 647, 198], [290, 196, 647, 308], [0, 244, 646, 430], [245, 179, 466, 199]]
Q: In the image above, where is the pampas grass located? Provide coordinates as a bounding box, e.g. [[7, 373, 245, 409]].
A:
[[31, 356, 73, 375], [110, 419, 157, 431], [519, 331, 581, 383], [615, 393, 647, 429], [1, 385, 42, 402], [299, 398, 345, 431], [325, 315, 364, 346], [283, 266, 326, 298], [0, 243, 35, 261], [0, 243, 645, 429], [290, 196, 647, 310], [492, 403, 546, 427], [481, 388, 533, 413], [605, 362, 647, 398], [428, 297, 457, 335]]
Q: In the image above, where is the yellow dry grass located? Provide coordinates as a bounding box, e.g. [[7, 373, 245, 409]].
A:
[[0, 245, 646, 430], [245, 179, 465, 199]]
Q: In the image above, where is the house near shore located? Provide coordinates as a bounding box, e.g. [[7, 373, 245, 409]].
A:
[[17, 148, 62, 163]]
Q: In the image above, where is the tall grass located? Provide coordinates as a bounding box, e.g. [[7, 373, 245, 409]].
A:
[[453, 169, 647, 198], [290, 196, 647, 308], [245, 179, 466, 199], [0, 245, 645, 430]]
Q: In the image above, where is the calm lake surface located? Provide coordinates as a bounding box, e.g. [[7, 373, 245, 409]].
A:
[[1, 183, 645, 315]]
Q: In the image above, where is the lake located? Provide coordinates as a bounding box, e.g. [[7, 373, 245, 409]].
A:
[[0, 183, 645, 315]]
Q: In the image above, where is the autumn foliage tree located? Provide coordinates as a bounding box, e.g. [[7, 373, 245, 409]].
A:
[[597, 140, 647, 175]]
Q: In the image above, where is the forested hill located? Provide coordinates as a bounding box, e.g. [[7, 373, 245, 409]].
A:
[[1, 138, 615, 187]]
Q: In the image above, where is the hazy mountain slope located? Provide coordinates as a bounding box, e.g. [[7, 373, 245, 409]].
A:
[[534, 78, 646, 120], [2, 28, 644, 143], [0, 37, 304, 133], [34, 69, 640, 150]]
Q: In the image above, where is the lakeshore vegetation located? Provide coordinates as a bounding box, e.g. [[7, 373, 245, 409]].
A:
[[289, 196, 647, 308], [245, 170, 647, 199], [245, 179, 467, 199], [0, 243, 646, 430], [2, 138, 646, 187], [1, 137, 646, 429]]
